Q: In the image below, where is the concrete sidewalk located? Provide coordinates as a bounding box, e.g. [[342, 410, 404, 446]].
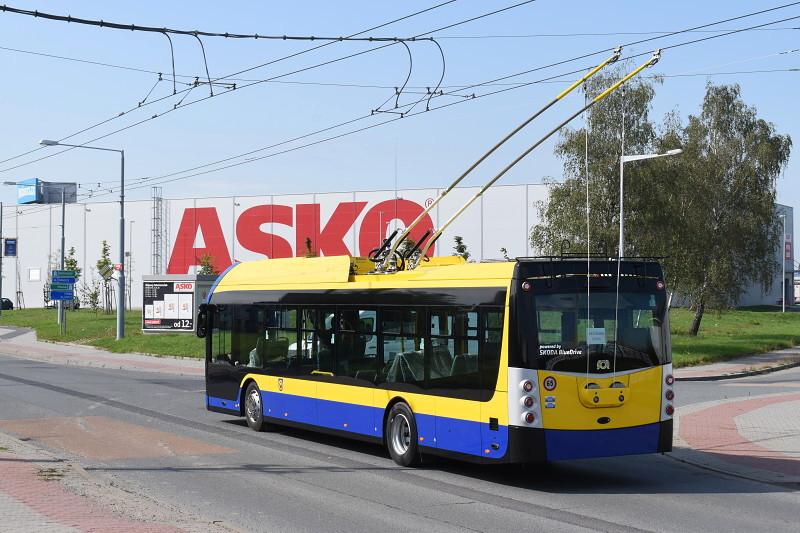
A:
[[675, 346, 800, 381], [673, 380, 800, 487], [0, 327, 203, 376]]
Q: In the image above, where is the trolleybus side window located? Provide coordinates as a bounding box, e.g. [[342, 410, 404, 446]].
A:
[[380, 309, 424, 385], [336, 309, 377, 381], [298, 308, 335, 374], [232, 305, 268, 368], [213, 305, 232, 364], [262, 306, 297, 370], [428, 309, 480, 390]]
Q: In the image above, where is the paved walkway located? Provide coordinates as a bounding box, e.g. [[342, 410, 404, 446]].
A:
[[0, 327, 203, 376], [0, 432, 225, 533], [674, 382, 800, 485], [674, 346, 800, 380]]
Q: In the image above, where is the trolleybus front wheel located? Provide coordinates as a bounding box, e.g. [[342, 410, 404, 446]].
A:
[[385, 402, 421, 467], [244, 382, 267, 432]]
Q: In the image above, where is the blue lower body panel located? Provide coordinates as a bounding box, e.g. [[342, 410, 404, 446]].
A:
[[544, 422, 661, 460], [207, 395, 239, 412], [207, 392, 508, 460]]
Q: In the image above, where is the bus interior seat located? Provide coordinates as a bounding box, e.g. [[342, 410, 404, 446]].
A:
[[263, 338, 290, 364]]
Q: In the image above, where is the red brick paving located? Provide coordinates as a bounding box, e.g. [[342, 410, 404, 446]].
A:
[[0, 452, 182, 532], [679, 392, 800, 477], [0, 416, 234, 460]]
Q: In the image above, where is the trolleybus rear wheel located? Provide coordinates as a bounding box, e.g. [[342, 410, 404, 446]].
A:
[[244, 382, 267, 432], [386, 402, 421, 467]]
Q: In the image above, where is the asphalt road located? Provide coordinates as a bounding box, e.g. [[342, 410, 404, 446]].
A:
[[0, 352, 797, 533]]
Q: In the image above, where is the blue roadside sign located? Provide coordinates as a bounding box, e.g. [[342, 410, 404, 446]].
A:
[[51, 290, 75, 301], [3, 238, 17, 257], [52, 277, 76, 284]]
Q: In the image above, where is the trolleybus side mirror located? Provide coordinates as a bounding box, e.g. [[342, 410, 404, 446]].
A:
[[197, 304, 209, 338]]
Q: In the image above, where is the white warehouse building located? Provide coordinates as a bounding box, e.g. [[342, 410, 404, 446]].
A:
[[0, 184, 793, 310]]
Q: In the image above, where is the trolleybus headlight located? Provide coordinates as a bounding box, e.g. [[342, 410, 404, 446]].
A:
[[521, 380, 534, 392], [665, 404, 674, 416], [521, 396, 535, 408], [522, 412, 536, 424], [665, 374, 674, 386], [665, 389, 674, 401]]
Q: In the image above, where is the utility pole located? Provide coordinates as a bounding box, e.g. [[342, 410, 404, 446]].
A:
[[780, 213, 787, 313], [57, 187, 65, 326]]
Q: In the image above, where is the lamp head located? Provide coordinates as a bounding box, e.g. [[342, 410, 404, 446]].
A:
[[666, 148, 683, 156], [39, 139, 59, 146]]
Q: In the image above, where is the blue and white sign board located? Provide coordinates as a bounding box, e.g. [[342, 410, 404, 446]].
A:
[[50, 290, 75, 301], [3, 238, 16, 257], [17, 178, 41, 204]]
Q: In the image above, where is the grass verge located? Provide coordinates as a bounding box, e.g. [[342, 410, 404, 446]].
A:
[[670, 307, 800, 367], [0, 308, 204, 358], [1, 307, 798, 367]]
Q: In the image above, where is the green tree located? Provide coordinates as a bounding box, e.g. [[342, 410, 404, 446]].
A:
[[532, 78, 791, 335], [531, 68, 659, 256], [453, 236, 471, 261], [64, 247, 82, 281], [95, 241, 114, 313], [667, 84, 790, 334], [78, 277, 101, 315], [96, 240, 112, 274], [198, 253, 218, 275]]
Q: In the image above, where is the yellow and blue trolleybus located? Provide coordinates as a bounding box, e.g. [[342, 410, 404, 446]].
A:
[[199, 255, 674, 466]]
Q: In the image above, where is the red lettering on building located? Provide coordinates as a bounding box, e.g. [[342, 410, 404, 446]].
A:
[[296, 202, 367, 256], [167, 208, 232, 274], [166, 199, 434, 273], [358, 199, 435, 257], [236, 204, 293, 259]]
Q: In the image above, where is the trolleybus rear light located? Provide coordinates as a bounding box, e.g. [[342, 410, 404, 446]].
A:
[[522, 412, 536, 424], [665, 404, 674, 416], [665, 389, 674, 401], [521, 380, 534, 392], [665, 374, 674, 386], [521, 396, 535, 408], [521, 281, 531, 292]]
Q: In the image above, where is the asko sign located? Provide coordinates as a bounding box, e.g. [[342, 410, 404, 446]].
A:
[[167, 198, 435, 274]]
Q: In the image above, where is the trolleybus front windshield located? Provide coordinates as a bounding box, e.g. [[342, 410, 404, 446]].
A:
[[531, 288, 668, 373]]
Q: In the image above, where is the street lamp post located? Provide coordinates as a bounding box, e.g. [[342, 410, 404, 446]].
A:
[[40, 140, 126, 339], [618, 149, 683, 258]]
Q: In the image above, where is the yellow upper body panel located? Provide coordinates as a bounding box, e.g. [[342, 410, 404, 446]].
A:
[[212, 255, 516, 293]]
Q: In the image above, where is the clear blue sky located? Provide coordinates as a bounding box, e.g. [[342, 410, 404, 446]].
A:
[[0, 1, 797, 234]]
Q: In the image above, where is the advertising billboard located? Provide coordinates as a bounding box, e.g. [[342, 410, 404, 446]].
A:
[[142, 280, 195, 331]]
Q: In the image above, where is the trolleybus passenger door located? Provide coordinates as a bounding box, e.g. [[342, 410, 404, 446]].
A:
[[317, 308, 378, 437], [430, 309, 482, 456], [206, 304, 241, 411]]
